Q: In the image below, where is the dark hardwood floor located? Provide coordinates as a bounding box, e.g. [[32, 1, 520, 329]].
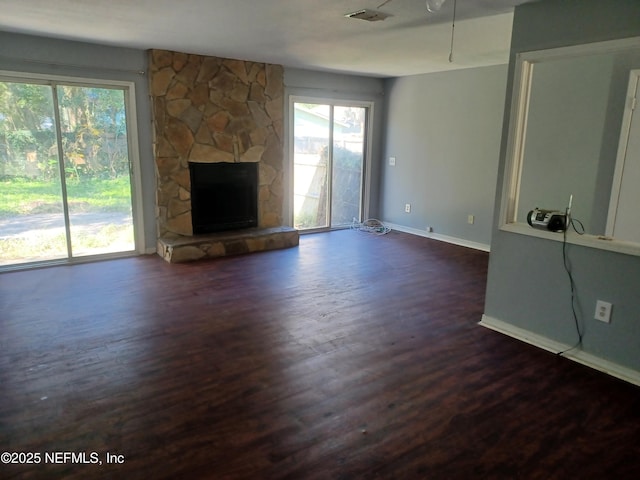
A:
[[1, 230, 639, 479]]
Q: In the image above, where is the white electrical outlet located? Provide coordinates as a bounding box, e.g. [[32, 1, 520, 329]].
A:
[[467, 214, 475, 225], [594, 300, 612, 323], [389, 156, 396, 166], [404, 203, 411, 213]]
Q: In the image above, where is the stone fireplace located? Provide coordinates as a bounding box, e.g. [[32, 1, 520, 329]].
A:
[[149, 49, 298, 262]]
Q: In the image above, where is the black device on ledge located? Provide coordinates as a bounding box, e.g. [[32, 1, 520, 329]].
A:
[[527, 208, 568, 232], [527, 194, 573, 233]]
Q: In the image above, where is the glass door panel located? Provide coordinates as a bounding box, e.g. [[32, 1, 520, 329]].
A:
[[0, 79, 137, 269], [293, 101, 367, 231], [0, 81, 67, 266], [331, 106, 365, 227], [56, 85, 135, 257], [293, 103, 330, 230]]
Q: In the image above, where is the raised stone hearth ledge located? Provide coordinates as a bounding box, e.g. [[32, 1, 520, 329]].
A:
[[157, 226, 299, 263]]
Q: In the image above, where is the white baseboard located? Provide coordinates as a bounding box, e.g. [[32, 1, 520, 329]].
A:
[[480, 315, 640, 387], [383, 222, 490, 252]]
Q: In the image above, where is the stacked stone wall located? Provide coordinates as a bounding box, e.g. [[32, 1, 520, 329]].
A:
[[149, 49, 284, 238]]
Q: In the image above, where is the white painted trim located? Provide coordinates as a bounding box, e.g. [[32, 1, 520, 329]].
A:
[[501, 222, 640, 256], [123, 83, 147, 255], [479, 315, 640, 387], [606, 69, 640, 240], [500, 53, 533, 227], [518, 37, 640, 63], [0, 69, 136, 88], [383, 222, 490, 252]]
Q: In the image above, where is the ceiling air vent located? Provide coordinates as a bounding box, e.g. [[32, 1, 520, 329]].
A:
[[344, 9, 392, 22]]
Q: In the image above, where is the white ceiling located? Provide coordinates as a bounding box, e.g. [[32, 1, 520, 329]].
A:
[[0, 0, 537, 77]]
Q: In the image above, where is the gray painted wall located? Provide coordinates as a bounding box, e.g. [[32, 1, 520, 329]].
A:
[[0, 31, 157, 253], [485, 0, 640, 371], [284, 68, 385, 224], [381, 66, 507, 248]]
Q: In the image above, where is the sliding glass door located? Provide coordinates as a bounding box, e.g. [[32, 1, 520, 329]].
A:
[[292, 101, 368, 231], [0, 78, 137, 268]]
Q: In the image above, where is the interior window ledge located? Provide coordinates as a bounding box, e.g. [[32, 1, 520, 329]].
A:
[[499, 222, 640, 257]]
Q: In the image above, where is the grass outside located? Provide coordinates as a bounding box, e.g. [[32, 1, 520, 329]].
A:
[[0, 224, 135, 265], [0, 176, 132, 217], [0, 176, 134, 264]]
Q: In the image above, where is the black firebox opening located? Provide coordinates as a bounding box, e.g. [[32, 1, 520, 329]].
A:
[[189, 162, 258, 234]]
